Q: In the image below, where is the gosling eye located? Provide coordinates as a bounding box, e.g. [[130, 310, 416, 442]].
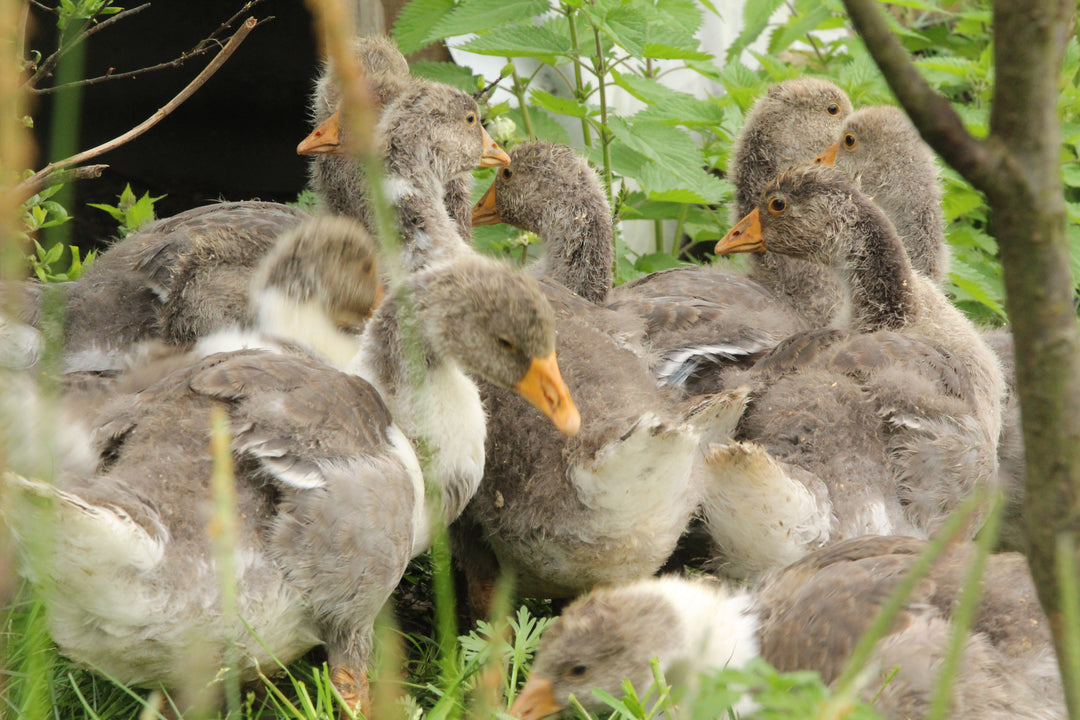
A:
[[501, 167, 514, 181], [567, 664, 588, 678], [465, 112, 478, 126], [496, 336, 515, 351], [843, 133, 857, 149], [827, 103, 840, 116], [768, 197, 786, 215]]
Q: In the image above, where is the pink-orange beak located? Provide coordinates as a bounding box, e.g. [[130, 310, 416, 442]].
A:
[[814, 141, 839, 165], [514, 352, 580, 436], [509, 678, 563, 720], [297, 111, 342, 155], [471, 180, 501, 226], [714, 208, 766, 255]]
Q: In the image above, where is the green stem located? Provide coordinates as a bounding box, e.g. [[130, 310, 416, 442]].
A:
[[827, 489, 990, 702], [1056, 532, 1080, 716], [653, 220, 663, 254], [508, 59, 535, 139], [593, 27, 614, 208], [926, 491, 1004, 720], [209, 407, 242, 717], [566, 7, 592, 148], [673, 203, 689, 259], [43, 19, 87, 254]]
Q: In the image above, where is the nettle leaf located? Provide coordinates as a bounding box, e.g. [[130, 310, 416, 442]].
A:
[[604, 4, 650, 56], [727, 0, 784, 62], [529, 89, 594, 119], [410, 61, 482, 93], [458, 20, 572, 62], [607, 117, 725, 202], [506, 106, 571, 145], [1063, 163, 1080, 189], [767, 4, 833, 57], [654, 0, 703, 37], [948, 256, 1006, 319], [392, 0, 456, 55], [426, 0, 551, 46], [613, 73, 724, 125]]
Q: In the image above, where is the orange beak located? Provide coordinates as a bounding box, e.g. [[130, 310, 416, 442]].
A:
[[471, 180, 501, 226], [510, 678, 563, 720], [514, 352, 580, 436], [298, 111, 342, 155], [714, 208, 766, 255], [479, 126, 512, 167], [814, 141, 839, 165]]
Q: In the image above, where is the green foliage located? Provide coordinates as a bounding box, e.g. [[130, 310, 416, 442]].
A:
[[407, 0, 1080, 322], [56, 0, 122, 30], [88, 183, 164, 238]]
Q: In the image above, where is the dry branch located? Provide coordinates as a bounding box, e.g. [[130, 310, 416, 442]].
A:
[[14, 15, 259, 205]]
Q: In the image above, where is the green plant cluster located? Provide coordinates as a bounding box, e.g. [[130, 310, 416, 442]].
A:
[[397, 0, 1080, 324]]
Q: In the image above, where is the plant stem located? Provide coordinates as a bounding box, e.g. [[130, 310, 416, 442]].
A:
[[508, 59, 535, 138], [566, 7, 592, 148], [925, 491, 1004, 720], [593, 27, 614, 208], [673, 203, 689, 259], [653, 220, 663, 254], [826, 489, 989, 703], [1057, 531, 1080, 715], [209, 406, 242, 717]]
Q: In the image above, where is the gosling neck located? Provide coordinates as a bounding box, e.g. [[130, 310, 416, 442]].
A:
[[387, 172, 470, 273], [838, 202, 918, 332], [539, 195, 614, 304]]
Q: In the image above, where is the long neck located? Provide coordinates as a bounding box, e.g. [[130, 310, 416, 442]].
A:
[[841, 207, 919, 332], [387, 172, 470, 273], [540, 198, 613, 304], [350, 296, 485, 533]]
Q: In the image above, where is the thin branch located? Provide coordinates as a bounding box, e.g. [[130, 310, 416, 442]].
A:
[[19, 164, 108, 199], [28, 0, 56, 14], [24, 3, 152, 90], [33, 16, 273, 94], [15, 16, 259, 204], [840, 0, 1010, 195], [204, 0, 268, 47]]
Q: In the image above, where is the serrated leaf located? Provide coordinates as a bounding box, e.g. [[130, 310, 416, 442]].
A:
[[529, 89, 593, 118], [613, 72, 724, 125], [767, 4, 833, 56], [458, 21, 572, 61], [634, 252, 688, 273], [948, 256, 1005, 319], [727, 0, 784, 62], [392, 0, 456, 55], [506, 106, 571, 145], [410, 60, 482, 93], [606, 117, 725, 203], [426, 0, 552, 45]]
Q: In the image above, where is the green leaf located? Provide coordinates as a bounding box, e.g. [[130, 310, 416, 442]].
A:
[[458, 21, 572, 62], [634, 252, 687, 273], [727, 0, 784, 62], [506, 107, 571, 145], [614, 73, 724, 125], [392, 0, 457, 55], [529, 89, 594, 119], [410, 61, 482, 93], [426, 0, 552, 46], [606, 117, 725, 203], [767, 4, 833, 57]]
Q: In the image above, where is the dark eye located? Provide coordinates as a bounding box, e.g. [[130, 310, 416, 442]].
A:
[[501, 167, 514, 181], [827, 103, 840, 116], [568, 664, 587, 678], [768, 197, 786, 214], [496, 337, 515, 350], [465, 112, 477, 126], [843, 133, 857, 148]]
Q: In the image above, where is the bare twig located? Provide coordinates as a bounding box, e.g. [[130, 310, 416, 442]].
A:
[[27, 0, 55, 14], [34, 16, 274, 94], [15, 16, 259, 204], [24, 3, 152, 90], [840, 0, 1011, 195], [19, 164, 108, 199]]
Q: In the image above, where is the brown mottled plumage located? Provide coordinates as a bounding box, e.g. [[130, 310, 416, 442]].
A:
[[820, 105, 948, 285], [4, 243, 571, 717], [729, 77, 854, 327], [474, 141, 614, 303], [704, 166, 1004, 577], [511, 537, 1064, 720]]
